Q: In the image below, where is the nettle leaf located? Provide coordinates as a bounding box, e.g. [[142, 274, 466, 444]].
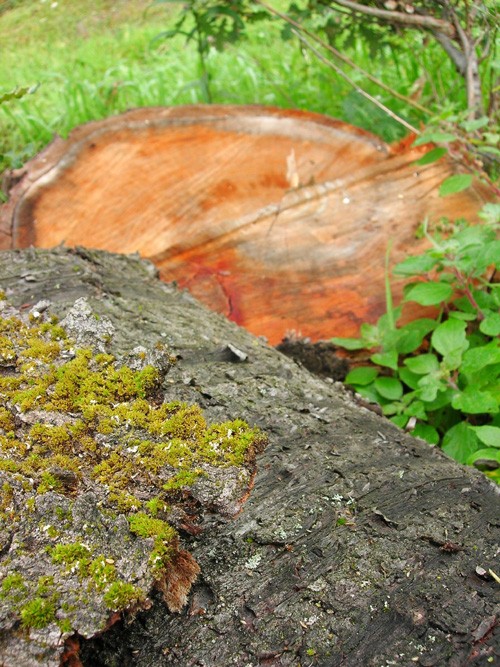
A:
[[414, 147, 447, 166], [360, 322, 380, 346], [399, 367, 421, 390], [330, 336, 367, 351], [472, 426, 500, 448], [461, 341, 500, 377], [451, 388, 498, 414], [431, 319, 468, 356], [391, 414, 409, 429], [393, 254, 436, 277], [439, 174, 473, 196], [405, 281, 453, 306], [371, 350, 398, 371], [395, 319, 437, 355], [411, 423, 440, 445], [459, 116, 489, 132], [414, 131, 456, 146], [478, 203, 500, 225], [404, 353, 439, 375], [423, 387, 454, 411], [416, 373, 447, 402], [466, 448, 500, 468], [345, 366, 379, 386], [374, 376, 403, 400], [442, 422, 481, 464], [480, 312, 500, 337], [404, 400, 428, 420]]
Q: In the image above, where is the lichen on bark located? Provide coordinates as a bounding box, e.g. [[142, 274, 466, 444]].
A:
[[0, 295, 266, 664]]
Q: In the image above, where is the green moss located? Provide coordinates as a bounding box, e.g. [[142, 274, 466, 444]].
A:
[[102, 581, 144, 611], [0, 298, 267, 628], [128, 512, 177, 574], [20, 597, 57, 629], [1, 572, 26, 594], [51, 542, 91, 567], [57, 617, 73, 634]]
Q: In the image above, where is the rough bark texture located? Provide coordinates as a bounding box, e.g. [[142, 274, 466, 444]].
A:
[[0, 248, 498, 667]]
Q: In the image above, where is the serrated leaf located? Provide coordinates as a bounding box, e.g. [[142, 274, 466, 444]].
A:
[[451, 388, 498, 414], [345, 366, 379, 386], [405, 281, 453, 306], [414, 147, 447, 166], [478, 203, 500, 225], [414, 132, 456, 146], [411, 423, 439, 445], [431, 319, 468, 356], [374, 376, 403, 400], [439, 174, 473, 196], [393, 254, 437, 277], [461, 341, 500, 376], [391, 414, 408, 429], [404, 354, 439, 374], [480, 312, 500, 337], [330, 336, 367, 350], [442, 422, 480, 464], [371, 350, 398, 371], [472, 426, 500, 448], [399, 367, 421, 390], [459, 117, 489, 132]]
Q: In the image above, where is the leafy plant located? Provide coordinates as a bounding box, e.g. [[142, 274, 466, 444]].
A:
[[332, 205, 500, 482]]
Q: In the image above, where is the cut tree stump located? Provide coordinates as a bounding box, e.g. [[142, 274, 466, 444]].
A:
[[0, 105, 492, 344], [0, 247, 498, 666]]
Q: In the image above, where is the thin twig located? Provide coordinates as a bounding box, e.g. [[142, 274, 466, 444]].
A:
[[291, 29, 420, 134], [330, 0, 456, 37], [255, 0, 432, 115]]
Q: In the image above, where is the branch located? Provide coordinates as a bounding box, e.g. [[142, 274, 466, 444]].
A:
[[330, 0, 456, 37], [431, 30, 467, 75], [254, 0, 432, 115], [291, 29, 420, 134]]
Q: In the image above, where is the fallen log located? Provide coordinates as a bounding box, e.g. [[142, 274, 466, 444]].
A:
[[0, 247, 498, 666], [0, 106, 492, 343]]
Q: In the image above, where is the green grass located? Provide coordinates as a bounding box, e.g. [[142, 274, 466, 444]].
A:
[[0, 0, 466, 172]]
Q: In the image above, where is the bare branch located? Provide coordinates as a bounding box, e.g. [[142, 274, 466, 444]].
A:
[[255, 0, 432, 114], [431, 30, 467, 75], [330, 0, 456, 37], [291, 29, 420, 135]]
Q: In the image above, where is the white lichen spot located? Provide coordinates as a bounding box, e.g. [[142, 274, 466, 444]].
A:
[[244, 553, 262, 570]]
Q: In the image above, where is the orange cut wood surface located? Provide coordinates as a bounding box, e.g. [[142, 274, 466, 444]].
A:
[[0, 105, 491, 343]]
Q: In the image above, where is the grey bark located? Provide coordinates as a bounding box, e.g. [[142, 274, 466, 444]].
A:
[[1, 247, 499, 667]]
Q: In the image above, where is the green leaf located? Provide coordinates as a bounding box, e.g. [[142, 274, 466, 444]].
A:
[[374, 376, 403, 400], [410, 423, 439, 445], [472, 425, 500, 448], [466, 448, 500, 467], [478, 203, 500, 224], [461, 341, 500, 377], [345, 366, 379, 386], [416, 374, 446, 402], [391, 415, 409, 429], [442, 422, 480, 464], [439, 174, 473, 196], [452, 388, 498, 414], [480, 312, 500, 337], [330, 336, 367, 351], [459, 117, 489, 132], [405, 281, 453, 306], [403, 400, 428, 420], [414, 132, 456, 146], [393, 254, 436, 277], [404, 354, 439, 374], [395, 319, 437, 355], [414, 147, 447, 166], [371, 350, 399, 371], [431, 319, 468, 356], [399, 367, 421, 390]]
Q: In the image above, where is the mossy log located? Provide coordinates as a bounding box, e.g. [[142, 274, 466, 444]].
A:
[[0, 105, 492, 344], [0, 247, 498, 666]]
